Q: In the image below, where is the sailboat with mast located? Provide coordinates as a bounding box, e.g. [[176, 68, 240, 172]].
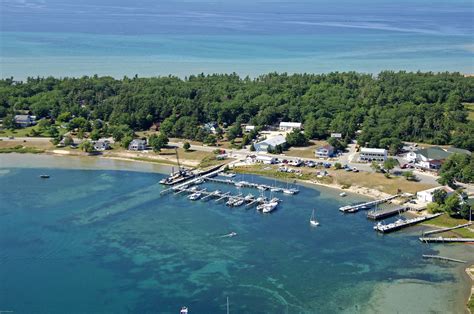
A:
[[310, 209, 319, 226]]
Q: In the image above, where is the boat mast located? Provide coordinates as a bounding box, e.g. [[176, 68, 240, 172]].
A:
[[226, 297, 230, 314]]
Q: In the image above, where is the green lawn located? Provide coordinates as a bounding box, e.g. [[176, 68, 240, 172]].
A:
[[0, 124, 68, 137], [424, 215, 474, 238]]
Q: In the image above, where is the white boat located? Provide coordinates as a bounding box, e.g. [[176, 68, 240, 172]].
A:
[[283, 189, 295, 195], [339, 192, 347, 197], [188, 192, 202, 200], [233, 199, 244, 207], [235, 181, 247, 188], [262, 201, 278, 213], [310, 209, 320, 226], [180, 306, 188, 314], [257, 185, 268, 191], [270, 187, 280, 192], [219, 172, 236, 177], [256, 203, 265, 211], [226, 198, 237, 206], [244, 193, 254, 201], [194, 178, 204, 184]]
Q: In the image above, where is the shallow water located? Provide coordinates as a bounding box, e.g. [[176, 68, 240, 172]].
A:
[[0, 165, 472, 313]]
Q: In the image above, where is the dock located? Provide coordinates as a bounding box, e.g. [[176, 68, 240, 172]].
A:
[[422, 254, 467, 263], [374, 213, 443, 233], [419, 237, 474, 243], [367, 206, 408, 220], [204, 177, 286, 193], [423, 222, 473, 236], [160, 165, 224, 195], [339, 195, 399, 213]]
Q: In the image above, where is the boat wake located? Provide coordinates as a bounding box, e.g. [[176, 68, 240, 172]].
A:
[[218, 232, 238, 238]]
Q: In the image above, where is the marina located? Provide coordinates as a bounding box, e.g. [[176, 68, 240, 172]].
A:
[[373, 213, 443, 233]]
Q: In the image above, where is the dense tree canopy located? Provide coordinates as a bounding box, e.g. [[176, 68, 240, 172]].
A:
[[1, 72, 473, 150]]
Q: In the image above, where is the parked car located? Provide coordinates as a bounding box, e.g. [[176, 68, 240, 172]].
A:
[[352, 167, 359, 172]]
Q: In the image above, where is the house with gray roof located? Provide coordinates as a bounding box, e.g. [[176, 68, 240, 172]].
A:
[[14, 115, 36, 128], [415, 146, 470, 169]]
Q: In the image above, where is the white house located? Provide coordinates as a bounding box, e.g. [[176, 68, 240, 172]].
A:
[[330, 133, 342, 138], [253, 135, 286, 152], [315, 145, 335, 158], [416, 186, 455, 203], [359, 147, 387, 162], [128, 139, 146, 151], [255, 155, 277, 164], [244, 125, 256, 133], [279, 122, 302, 131]]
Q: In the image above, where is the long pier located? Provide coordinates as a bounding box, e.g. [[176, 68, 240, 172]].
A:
[[422, 254, 467, 263], [367, 206, 408, 220], [374, 213, 443, 233], [419, 237, 474, 243], [423, 222, 473, 236], [339, 194, 399, 213]]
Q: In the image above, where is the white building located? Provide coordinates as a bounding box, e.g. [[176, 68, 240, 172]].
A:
[[359, 147, 387, 162], [253, 135, 286, 152], [128, 139, 146, 151], [416, 186, 455, 203], [244, 125, 256, 132], [255, 155, 277, 164], [279, 122, 302, 131], [330, 133, 342, 138]]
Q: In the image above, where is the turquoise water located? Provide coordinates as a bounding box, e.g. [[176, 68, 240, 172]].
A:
[[1, 0, 473, 78], [0, 166, 471, 313]]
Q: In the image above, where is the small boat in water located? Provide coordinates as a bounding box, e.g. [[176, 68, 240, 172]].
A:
[[194, 178, 204, 185], [233, 199, 244, 207], [262, 201, 278, 213], [310, 209, 319, 226], [39, 175, 50, 179], [180, 306, 189, 314], [257, 185, 268, 191], [188, 192, 202, 200], [339, 192, 347, 197], [244, 193, 254, 201]]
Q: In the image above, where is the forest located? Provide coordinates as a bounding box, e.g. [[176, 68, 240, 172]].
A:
[[0, 71, 473, 151]]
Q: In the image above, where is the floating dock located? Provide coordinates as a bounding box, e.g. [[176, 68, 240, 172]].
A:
[[419, 237, 474, 243], [339, 194, 399, 213], [374, 213, 443, 233], [367, 206, 408, 220], [423, 222, 473, 236], [160, 165, 224, 195], [422, 254, 467, 263]]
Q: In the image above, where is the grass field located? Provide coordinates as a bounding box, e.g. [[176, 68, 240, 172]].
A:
[[0, 139, 55, 150], [331, 170, 436, 194], [284, 140, 329, 159]]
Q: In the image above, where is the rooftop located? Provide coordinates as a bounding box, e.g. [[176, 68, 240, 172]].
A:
[[257, 134, 286, 147], [279, 122, 302, 127], [360, 147, 387, 154], [417, 147, 452, 160]]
